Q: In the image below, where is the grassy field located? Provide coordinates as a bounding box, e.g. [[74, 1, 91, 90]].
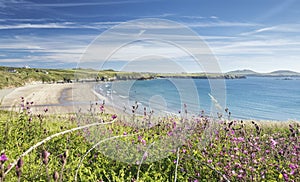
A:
[[0, 99, 299, 181], [0, 66, 244, 89]]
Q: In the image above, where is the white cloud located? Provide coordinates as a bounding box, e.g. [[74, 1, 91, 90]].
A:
[[210, 16, 218, 19]]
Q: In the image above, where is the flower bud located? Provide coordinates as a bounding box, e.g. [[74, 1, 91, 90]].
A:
[[53, 171, 59, 181], [17, 158, 23, 168]]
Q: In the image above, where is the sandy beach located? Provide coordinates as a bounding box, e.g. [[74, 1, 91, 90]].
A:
[[0, 83, 108, 114]]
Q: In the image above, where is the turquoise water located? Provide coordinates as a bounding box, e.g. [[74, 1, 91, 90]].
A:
[[96, 77, 300, 121]]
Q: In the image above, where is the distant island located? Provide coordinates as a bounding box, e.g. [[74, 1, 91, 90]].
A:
[[227, 69, 300, 77]]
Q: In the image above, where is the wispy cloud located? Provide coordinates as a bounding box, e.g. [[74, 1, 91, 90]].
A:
[[241, 24, 300, 35], [23, 0, 156, 8], [0, 19, 259, 30], [0, 22, 118, 30]]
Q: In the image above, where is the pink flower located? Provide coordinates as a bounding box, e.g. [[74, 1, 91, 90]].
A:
[[100, 105, 104, 111], [141, 139, 146, 146], [0, 153, 8, 162], [270, 139, 278, 148], [283, 173, 289, 181]]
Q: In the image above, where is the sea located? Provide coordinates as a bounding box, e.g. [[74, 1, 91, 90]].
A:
[[95, 77, 300, 121]]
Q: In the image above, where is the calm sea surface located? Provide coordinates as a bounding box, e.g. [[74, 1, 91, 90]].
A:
[[96, 77, 300, 121]]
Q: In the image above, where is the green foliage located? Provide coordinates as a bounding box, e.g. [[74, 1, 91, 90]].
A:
[[0, 106, 299, 181]]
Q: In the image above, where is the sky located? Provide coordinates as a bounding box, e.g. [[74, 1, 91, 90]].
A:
[[0, 0, 300, 72]]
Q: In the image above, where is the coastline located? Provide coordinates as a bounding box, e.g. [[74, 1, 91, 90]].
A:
[[0, 81, 299, 122], [0, 82, 113, 114]]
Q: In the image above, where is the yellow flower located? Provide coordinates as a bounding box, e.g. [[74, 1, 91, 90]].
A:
[[278, 173, 283, 179]]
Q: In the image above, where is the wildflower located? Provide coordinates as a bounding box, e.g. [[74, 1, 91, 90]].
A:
[[53, 171, 59, 181], [42, 150, 50, 165], [232, 170, 236, 175], [100, 105, 104, 112], [16, 166, 22, 179], [141, 139, 146, 146], [289, 163, 299, 170], [0, 153, 8, 163], [143, 152, 148, 160], [207, 159, 212, 163], [17, 158, 23, 168], [111, 114, 117, 120], [123, 132, 127, 136], [231, 130, 235, 135], [270, 138, 278, 149], [283, 173, 289, 181]]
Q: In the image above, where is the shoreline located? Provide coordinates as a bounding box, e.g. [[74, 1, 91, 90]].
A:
[[0, 82, 299, 122]]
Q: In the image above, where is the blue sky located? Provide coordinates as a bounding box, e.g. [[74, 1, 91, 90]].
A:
[[0, 0, 300, 72]]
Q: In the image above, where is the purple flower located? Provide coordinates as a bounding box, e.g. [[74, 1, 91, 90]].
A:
[[141, 139, 146, 146], [289, 163, 298, 170], [138, 135, 142, 142], [111, 114, 117, 120], [283, 173, 289, 181], [143, 152, 148, 160], [0, 153, 8, 162], [270, 138, 278, 148], [42, 150, 50, 165], [100, 105, 104, 112], [231, 130, 235, 135], [123, 132, 127, 136], [42, 150, 50, 159]]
